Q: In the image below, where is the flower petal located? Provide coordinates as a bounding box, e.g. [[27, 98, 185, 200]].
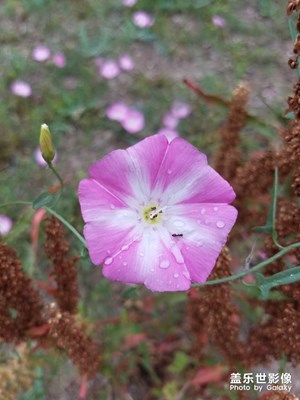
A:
[[151, 137, 235, 205], [103, 227, 191, 292], [88, 134, 170, 206], [163, 203, 237, 282]]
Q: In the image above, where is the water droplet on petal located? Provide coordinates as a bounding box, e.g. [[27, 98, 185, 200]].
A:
[[160, 260, 170, 269], [196, 240, 203, 247], [104, 257, 113, 265], [174, 273, 179, 278], [214, 206, 218, 211], [216, 220, 225, 228], [122, 261, 128, 266], [167, 169, 172, 175], [201, 208, 206, 215], [110, 204, 115, 209], [121, 244, 129, 251], [151, 268, 155, 272], [140, 252, 144, 257], [107, 249, 111, 254], [173, 219, 185, 228]]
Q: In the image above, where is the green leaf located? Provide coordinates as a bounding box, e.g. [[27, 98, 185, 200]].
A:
[[122, 286, 139, 300], [32, 191, 61, 210], [284, 111, 295, 120], [255, 267, 300, 299]]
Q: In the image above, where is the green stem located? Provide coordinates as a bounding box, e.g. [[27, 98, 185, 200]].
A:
[[192, 241, 300, 287], [0, 201, 86, 247], [48, 163, 64, 188], [44, 206, 86, 247]]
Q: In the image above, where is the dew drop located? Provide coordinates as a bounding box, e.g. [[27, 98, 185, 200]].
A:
[[201, 208, 206, 215], [122, 261, 128, 266], [167, 169, 172, 175], [121, 244, 129, 251], [107, 249, 111, 254], [160, 260, 170, 269], [216, 220, 225, 228], [196, 240, 203, 247], [151, 268, 155, 272], [110, 204, 115, 209], [171, 245, 184, 264], [174, 273, 179, 278], [139, 252, 144, 257], [173, 219, 185, 228], [104, 257, 113, 265], [176, 284, 180, 288], [214, 206, 218, 211]]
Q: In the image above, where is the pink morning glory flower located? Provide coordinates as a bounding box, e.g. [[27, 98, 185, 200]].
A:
[[212, 15, 226, 28], [119, 54, 135, 71], [99, 60, 120, 80], [106, 102, 130, 122], [32, 45, 51, 62], [78, 134, 237, 292], [132, 11, 154, 28], [121, 109, 145, 134], [0, 215, 13, 237], [11, 80, 32, 97], [52, 52, 66, 68]]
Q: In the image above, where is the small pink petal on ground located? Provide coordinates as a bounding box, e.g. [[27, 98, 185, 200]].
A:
[[0, 215, 13, 236], [156, 128, 179, 142], [212, 15, 226, 28], [121, 109, 145, 133], [162, 112, 179, 129], [11, 80, 32, 97], [171, 101, 191, 119], [122, 0, 137, 6], [106, 102, 130, 121], [132, 11, 154, 28], [34, 147, 57, 168], [32, 45, 51, 62], [119, 54, 135, 71], [52, 52, 66, 68], [99, 60, 120, 80]]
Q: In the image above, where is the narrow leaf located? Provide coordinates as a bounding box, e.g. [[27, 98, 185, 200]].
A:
[[32, 191, 61, 210]]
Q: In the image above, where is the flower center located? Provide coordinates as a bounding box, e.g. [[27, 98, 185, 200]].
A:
[[142, 204, 163, 224]]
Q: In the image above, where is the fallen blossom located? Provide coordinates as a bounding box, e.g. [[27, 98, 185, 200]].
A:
[[122, 0, 137, 6], [121, 109, 145, 133], [119, 54, 135, 71], [78, 134, 237, 292], [11, 80, 32, 97], [32, 45, 51, 62], [106, 102, 130, 122], [132, 11, 154, 28], [162, 112, 179, 129], [212, 15, 226, 28], [156, 128, 179, 142], [52, 52, 66, 68], [0, 215, 13, 236], [99, 60, 120, 80], [171, 101, 191, 119]]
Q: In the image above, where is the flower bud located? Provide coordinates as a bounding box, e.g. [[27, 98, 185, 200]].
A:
[[39, 124, 55, 164]]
